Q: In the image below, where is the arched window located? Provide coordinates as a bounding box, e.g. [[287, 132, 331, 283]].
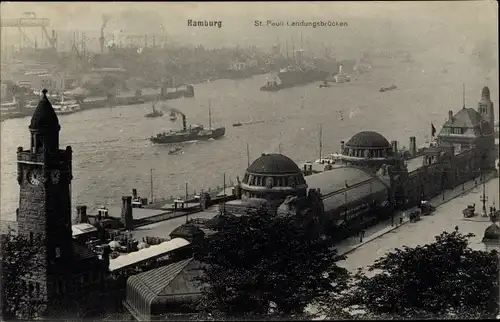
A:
[[28, 282, 34, 296]]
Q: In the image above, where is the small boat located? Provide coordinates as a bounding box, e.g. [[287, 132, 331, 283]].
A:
[[52, 95, 81, 115], [380, 85, 397, 92], [168, 146, 183, 155], [1, 96, 17, 110], [145, 104, 163, 118], [319, 80, 330, 88], [169, 111, 177, 121], [233, 122, 243, 127], [25, 100, 38, 110], [260, 78, 281, 92]]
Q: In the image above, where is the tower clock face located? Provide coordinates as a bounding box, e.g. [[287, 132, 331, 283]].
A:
[[51, 169, 61, 184], [27, 169, 43, 186]]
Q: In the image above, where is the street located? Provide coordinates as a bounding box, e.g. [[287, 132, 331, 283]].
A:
[[338, 176, 499, 273]]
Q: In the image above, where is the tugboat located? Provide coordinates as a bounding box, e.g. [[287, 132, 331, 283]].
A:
[[379, 85, 397, 92], [145, 103, 163, 118], [333, 64, 351, 83], [260, 77, 281, 92], [169, 111, 177, 121], [233, 122, 243, 127], [150, 102, 225, 144]]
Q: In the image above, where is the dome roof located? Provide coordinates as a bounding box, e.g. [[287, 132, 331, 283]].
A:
[[29, 89, 60, 132], [246, 153, 301, 175], [345, 131, 390, 148], [482, 223, 500, 242], [482, 86, 490, 98]]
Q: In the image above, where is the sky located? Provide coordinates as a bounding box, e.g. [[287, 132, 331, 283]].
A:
[[0, 1, 498, 59]]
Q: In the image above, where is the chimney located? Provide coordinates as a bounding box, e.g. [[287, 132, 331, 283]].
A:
[[132, 189, 138, 199], [448, 110, 453, 122], [340, 141, 345, 154], [391, 140, 398, 154], [409, 136, 417, 157], [76, 206, 82, 222], [121, 196, 133, 230], [81, 205, 88, 223]]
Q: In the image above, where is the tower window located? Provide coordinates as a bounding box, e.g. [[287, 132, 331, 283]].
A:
[[28, 282, 34, 296]]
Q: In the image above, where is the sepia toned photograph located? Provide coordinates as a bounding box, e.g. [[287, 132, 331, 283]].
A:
[[0, 1, 498, 320]]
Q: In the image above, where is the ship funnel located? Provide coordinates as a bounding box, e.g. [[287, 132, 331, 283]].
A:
[[339, 64, 343, 74]]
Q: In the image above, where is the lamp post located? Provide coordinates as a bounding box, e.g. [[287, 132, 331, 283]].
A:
[[480, 174, 489, 217]]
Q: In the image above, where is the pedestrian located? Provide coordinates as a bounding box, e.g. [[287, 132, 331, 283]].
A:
[[359, 229, 365, 243], [399, 217, 403, 225]]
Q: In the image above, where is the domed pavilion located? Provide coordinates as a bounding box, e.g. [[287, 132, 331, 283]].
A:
[[338, 131, 397, 172], [225, 153, 308, 215]]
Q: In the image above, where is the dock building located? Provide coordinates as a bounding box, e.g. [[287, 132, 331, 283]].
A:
[[123, 86, 497, 320]]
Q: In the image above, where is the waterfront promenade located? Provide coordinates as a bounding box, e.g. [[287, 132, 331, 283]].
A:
[[336, 174, 499, 272]]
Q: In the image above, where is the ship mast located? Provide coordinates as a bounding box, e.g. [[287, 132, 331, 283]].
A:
[[319, 123, 323, 161], [150, 168, 154, 204], [247, 143, 250, 167], [185, 182, 189, 223], [208, 100, 212, 129]]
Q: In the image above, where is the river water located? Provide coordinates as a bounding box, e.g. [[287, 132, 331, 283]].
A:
[[1, 50, 497, 220]]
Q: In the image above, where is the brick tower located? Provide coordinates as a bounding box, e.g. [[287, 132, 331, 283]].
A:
[[477, 86, 495, 128], [16, 90, 102, 309]]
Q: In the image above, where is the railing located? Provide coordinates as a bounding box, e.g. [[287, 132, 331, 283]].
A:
[[146, 183, 234, 208]]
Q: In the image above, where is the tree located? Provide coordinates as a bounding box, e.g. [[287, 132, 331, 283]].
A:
[[193, 209, 350, 319], [338, 230, 498, 319], [1, 229, 47, 320]]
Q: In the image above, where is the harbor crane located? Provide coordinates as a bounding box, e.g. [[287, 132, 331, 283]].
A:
[[0, 12, 57, 49]]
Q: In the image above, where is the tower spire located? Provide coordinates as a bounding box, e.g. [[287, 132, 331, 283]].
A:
[[462, 83, 465, 109]]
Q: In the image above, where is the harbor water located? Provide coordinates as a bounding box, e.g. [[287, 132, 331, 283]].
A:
[[1, 50, 497, 220]]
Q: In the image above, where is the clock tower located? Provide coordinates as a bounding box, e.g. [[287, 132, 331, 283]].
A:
[[16, 89, 73, 301]]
